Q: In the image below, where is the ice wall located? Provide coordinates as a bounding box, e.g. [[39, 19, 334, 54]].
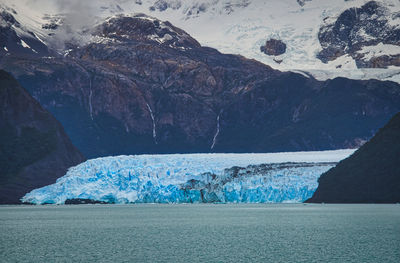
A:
[[22, 150, 354, 204]]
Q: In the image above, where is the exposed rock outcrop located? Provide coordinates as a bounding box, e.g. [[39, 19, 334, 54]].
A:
[[260, 38, 286, 56], [0, 70, 85, 204], [296, 0, 312, 7], [317, 1, 400, 68]]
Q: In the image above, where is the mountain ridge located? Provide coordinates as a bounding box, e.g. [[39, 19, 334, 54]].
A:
[[0, 70, 85, 204], [1, 11, 400, 158], [2, 0, 400, 82], [307, 112, 400, 203]]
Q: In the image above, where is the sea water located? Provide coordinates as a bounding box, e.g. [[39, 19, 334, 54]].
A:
[[0, 204, 399, 262]]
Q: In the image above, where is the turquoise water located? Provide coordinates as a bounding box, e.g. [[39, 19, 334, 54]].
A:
[[0, 204, 399, 262]]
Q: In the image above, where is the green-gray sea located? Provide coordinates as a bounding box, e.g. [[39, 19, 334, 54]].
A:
[[1, 204, 399, 262]]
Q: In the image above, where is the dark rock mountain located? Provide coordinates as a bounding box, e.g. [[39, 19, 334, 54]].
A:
[[318, 1, 400, 68], [307, 112, 400, 203], [0, 70, 85, 204], [1, 13, 400, 158], [217, 77, 400, 152]]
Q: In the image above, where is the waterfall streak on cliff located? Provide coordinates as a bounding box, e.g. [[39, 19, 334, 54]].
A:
[[146, 103, 157, 144], [89, 78, 93, 120], [211, 113, 221, 150]]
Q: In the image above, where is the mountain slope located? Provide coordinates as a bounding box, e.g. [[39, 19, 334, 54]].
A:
[[1, 13, 400, 158], [0, 7, 50, 57], [307, 112, 400, 203], [0, 70, 85, 204]]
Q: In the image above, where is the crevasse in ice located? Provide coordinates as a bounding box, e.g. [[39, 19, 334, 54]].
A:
[[21, 150, 354, 204]]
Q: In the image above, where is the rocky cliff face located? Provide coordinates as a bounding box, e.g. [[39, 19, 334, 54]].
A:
[[307, 112, 400, 203], [0, 70, 85, 204], [318, 1, 400, 68], [1, 13, 400, 158]]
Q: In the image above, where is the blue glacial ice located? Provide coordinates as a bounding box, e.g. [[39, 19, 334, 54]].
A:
[[21, 150, 355, 204]]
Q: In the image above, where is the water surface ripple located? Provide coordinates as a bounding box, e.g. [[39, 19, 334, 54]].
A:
[[0, 204, 399, 262]]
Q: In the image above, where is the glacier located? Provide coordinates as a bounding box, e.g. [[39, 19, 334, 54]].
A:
[[21, 150, 355, 204]]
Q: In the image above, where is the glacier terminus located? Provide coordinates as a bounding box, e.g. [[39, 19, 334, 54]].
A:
[[22, 150, 355, 204]]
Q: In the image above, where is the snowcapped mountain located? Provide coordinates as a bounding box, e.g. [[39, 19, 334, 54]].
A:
[[93, 13, 201, 49], [1, 0, 400, 82], [1, 2, 399, 157], [21, 150, 354, 204], [0, 6, 49, 57], [0, 1, 398, 205]]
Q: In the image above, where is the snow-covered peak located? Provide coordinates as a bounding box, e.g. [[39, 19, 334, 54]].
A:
[[92, 13, 200, 48], [1, 0, 400, 82]]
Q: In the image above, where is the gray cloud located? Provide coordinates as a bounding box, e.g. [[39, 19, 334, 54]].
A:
[[50, 0, 100, 50]]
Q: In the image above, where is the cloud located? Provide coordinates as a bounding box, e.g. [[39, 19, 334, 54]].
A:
[[50, 0, 99, 50]]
